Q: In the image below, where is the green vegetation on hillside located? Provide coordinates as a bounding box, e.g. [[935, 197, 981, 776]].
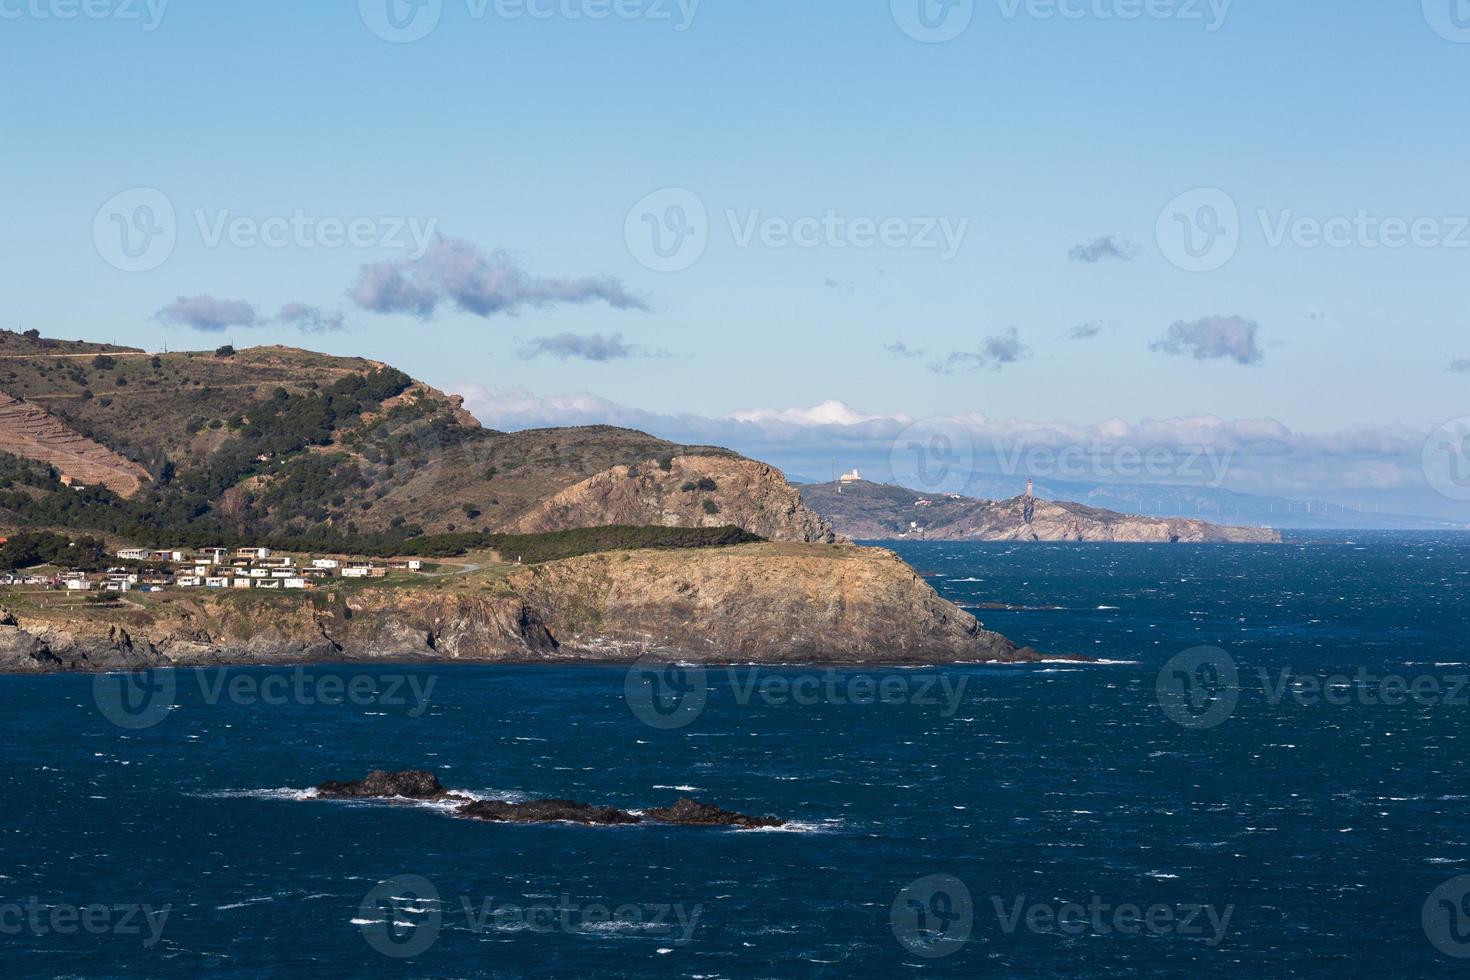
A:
[[0, 332, 757, 548], [0, 531, 111, 571]]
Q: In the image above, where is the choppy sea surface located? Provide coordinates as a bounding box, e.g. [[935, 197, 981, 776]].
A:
[[1, 531, 1467, 977]]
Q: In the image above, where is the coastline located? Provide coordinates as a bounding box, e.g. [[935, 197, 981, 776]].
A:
[[0, 543, 1043, 675]]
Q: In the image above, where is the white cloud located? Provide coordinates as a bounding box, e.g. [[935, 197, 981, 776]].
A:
[[730, 400, 889, 427]]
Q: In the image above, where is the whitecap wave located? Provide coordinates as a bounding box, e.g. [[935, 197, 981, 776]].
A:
[[193, 787, 320, 802]]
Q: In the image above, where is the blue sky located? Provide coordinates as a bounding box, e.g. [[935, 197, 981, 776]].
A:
[[2, 2, 1468, 516]]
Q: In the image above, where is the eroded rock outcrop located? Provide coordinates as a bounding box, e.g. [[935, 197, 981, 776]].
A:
[[507, 455, 840, 544]]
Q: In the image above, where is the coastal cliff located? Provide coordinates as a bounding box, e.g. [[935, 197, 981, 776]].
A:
[[0, 544, 1034, 673]]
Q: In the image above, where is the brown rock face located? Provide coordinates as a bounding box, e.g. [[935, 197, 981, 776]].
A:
[[507, 455, 840, 544], [511, 543, 1029, 664]]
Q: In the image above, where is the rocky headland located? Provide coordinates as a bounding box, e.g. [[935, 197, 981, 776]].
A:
[[0, 543, 1039, 673], [801, 481, 1282, 543]]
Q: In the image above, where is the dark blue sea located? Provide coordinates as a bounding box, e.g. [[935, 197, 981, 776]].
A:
[[2, 532, 1468, 977]]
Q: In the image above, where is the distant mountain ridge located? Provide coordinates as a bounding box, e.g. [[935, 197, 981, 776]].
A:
[[800, 480, 1281, 543]]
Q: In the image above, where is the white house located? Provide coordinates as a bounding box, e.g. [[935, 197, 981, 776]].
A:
[[116, 548, 150, 561], [177, 576, 202, 588], [236, 547, 272, 560], [205, 577, 230, 589], [312, 558, 341, 570], [199, 548, 229, 564], [231, 578, 253, 590], [408, 560, 424, 572], [283, 577, 308, 590], [341, 566, 371, 578], [256, 579, 281, 590], [64, 578, 93, 591]]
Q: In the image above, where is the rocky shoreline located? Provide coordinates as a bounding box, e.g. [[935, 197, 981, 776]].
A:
[[316, 771, 785, 829], [0, 544, 1041, 674]]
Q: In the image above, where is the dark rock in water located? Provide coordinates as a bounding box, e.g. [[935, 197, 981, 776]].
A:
[[645, 798, 784, 828], [316, 770, 451, 800], [457, 798, 643, 826], [315, 772, 785, 828]]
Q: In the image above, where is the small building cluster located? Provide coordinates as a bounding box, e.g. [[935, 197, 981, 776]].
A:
[[4, 547, 425, 593]]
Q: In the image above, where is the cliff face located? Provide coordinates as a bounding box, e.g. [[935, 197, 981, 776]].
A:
[[511, 544, 1022, 664], [0, 544, 1031, 674], [507, 455, 841, 544], [801, 481, 1281, 543]]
